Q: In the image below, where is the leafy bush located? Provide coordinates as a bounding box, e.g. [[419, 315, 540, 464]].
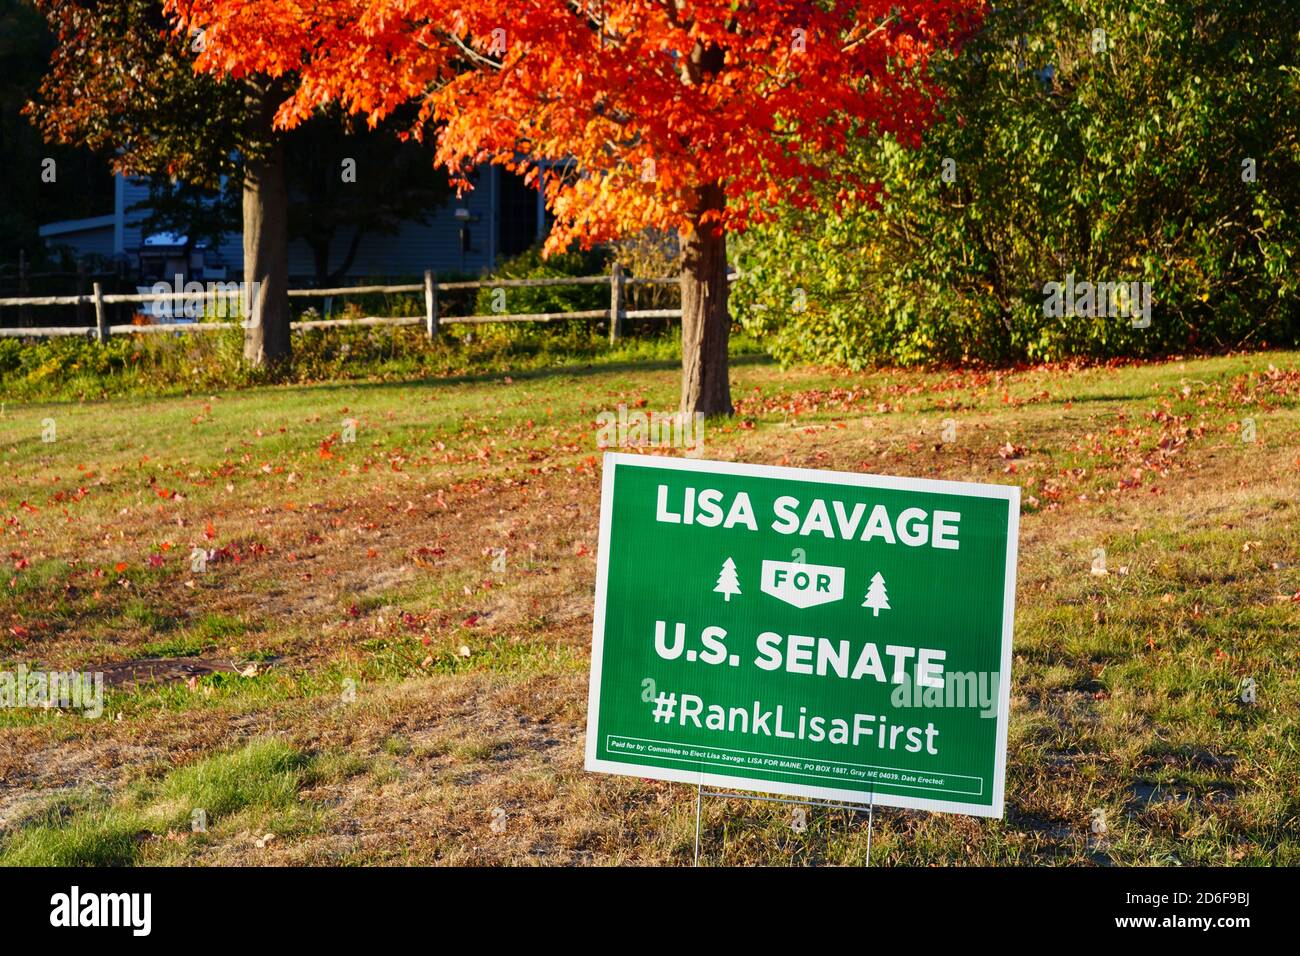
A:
[[611, 230, 682, 336], [473, 244, 609, 325], [0, 321, 696, 400], [0, 328, 252, 398], [734, 0, 1300, 367]]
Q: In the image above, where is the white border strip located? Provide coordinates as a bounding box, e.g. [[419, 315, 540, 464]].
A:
[[606, 735, 985, 795]]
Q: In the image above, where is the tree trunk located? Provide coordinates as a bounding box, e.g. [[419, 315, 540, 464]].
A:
[[680, 182, 733, 417], [328, 226, 366, 287], [242, 142, 291, 367], [309, 236, 331, 290]]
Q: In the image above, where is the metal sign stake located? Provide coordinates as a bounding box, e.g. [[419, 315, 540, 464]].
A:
[[694, 780, 703, 866], [692, 785, 876, 867]]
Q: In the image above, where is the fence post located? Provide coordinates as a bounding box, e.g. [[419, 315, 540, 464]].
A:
[[424, 269, 439, 339], [609, 261, 625, 345], [93, 282, 107, 343]]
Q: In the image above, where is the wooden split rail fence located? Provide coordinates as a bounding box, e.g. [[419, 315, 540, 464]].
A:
[[0, 264, 689, 346]]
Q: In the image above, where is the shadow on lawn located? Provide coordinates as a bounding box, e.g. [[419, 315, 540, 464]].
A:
[[299, 350, 777, 396]]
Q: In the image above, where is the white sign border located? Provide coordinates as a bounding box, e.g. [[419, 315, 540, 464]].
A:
[[584, 451, 1020, 820]]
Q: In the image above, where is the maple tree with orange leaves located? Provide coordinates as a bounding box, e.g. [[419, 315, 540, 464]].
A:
[[165, 0, 979, 412]]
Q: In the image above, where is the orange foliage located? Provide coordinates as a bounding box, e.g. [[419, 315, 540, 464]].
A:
[[167, 0, 981, 249]]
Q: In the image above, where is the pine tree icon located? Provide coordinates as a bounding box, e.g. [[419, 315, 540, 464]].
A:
[[714, 557, 742, 602], [861, 572, 890, 616]]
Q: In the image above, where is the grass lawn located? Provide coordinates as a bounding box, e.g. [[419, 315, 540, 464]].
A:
[[1, 346, 1297, 865]]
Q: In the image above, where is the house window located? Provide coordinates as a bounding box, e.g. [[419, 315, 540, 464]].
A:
[[497, 170, 539, 258]]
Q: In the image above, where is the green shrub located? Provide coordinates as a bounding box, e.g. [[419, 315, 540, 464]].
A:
[[734, 0, 1300, 367], [0, 327, 253, 399], [473, 244, 609, 324], [0, 320, 684, 401]]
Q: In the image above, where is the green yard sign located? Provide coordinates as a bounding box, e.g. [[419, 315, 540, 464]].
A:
[[585, 453, 1020, 818]]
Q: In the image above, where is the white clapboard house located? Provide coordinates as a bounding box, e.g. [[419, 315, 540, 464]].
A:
[[38, 167, 548, 291]]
